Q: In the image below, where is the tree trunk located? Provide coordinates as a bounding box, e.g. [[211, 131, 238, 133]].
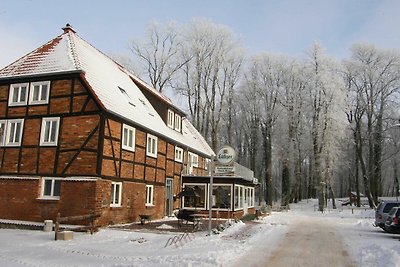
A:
[[262, 124, 273, 206], [282, 159, 290, 207], [356, 121, 376, 208]]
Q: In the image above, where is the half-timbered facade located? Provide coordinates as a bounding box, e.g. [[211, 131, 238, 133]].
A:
[[0, 25, 213, 226]]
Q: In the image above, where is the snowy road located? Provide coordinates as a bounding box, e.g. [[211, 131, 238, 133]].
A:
[[233, 214, 357, 267], [1, 200, 398, 266], [264, 217, 356, 267]]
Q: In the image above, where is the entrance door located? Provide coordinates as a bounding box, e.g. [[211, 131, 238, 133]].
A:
[[165, 178, 174, 216]]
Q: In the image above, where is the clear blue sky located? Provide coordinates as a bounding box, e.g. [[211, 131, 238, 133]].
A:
[[1, 0, 399, 68]]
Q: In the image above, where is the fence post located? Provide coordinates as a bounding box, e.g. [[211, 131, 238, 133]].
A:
[[54, 213, 61, 240]]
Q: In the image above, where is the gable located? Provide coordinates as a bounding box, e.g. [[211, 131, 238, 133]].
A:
[[0, 25, 214, 157]]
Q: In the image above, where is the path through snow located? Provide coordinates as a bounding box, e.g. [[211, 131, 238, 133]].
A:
[[264, 217, 356, 267]]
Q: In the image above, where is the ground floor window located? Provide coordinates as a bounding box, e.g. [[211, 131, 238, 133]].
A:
[[234, 185, 243, 209], [111, 182, 122, 207], [234, 185, 255, 209], [249, 187, 255, 207], [146, 185, 154, 206], [212, 184, 232, 210], [42, 177, 61, 199], [182, 183, 207, 209]]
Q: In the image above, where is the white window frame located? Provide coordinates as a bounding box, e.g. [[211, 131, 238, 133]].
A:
[[146, 134, 158, 158], [9, 83, 28, 106], [188, 152, 198, 167], [0, 120, 6, 146], [122, 124, 135, 152], [5, 119, 24, 147], [174, 114, 181, 132], [234, 185, 244, 210], [41, 177, 61, 200], [210, 184, 233, 211], [205, 158, 211, 174], [182, 183, 207, 210], [40, 117, 60, 146], [175, 146, 183, 163], [110, 182, 122, 207], [249, 187, 255, 207], [29, 81, 50, 105], [146, 184, 154, 206], [167, 109, 174, 128]]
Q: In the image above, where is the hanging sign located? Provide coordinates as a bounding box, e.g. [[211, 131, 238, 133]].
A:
[[216, 145, 236, 165]]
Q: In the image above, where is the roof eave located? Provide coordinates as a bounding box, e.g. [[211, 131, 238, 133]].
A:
[[0, 70, 84, 82]]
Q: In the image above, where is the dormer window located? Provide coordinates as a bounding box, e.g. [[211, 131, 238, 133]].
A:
[[174, 114, 181, 132], [9, 83, 28, 106], [167, 109, 174, 128], [29, 81, 50, 105]]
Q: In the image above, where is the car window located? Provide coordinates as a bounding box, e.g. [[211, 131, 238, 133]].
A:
[[388, 207, 398, 215], [383, 203, 400, 213]]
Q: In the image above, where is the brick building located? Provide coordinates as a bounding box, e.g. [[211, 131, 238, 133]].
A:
[[0, 25, 213, 226]]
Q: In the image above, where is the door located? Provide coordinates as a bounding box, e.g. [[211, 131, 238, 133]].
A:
[[165, 178, 174, 216]]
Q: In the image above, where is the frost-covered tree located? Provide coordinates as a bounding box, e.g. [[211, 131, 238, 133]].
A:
[[343, 43, 400, 207], [303, 43, 345, 211], [129, 21, 188, 93], [174, 18, 244, 150]]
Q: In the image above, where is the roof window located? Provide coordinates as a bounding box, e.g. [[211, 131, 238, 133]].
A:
[[119, 87, 135, 107]]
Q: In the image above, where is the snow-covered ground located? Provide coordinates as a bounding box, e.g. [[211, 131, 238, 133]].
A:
[[0, 199, 399, 266]]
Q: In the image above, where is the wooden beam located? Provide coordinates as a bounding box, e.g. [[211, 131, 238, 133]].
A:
[[61, 124, 99, 175]]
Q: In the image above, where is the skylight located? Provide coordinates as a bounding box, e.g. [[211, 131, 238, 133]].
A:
[[118, 87, 135, 107]]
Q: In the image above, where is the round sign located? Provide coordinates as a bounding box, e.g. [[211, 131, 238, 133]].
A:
[[216, 145, 236, 165]]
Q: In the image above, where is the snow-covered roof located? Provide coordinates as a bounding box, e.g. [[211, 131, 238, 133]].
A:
[[0, 25, 213, 157]]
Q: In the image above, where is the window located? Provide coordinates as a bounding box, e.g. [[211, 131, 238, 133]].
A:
[[188, 152, 198, 167], [212, 184, 232, 209], [182, 183, 207, 209], [175, 146, 183, 163], [5, 119, 24, 146], [205, 158, 211, 174], [0, 120, 6, 146], [146, 185, 154, 206], [111, 182, 122, 207], [249, 187, 255, 207], [122, 124, 135, 152], [9, 83, 28, 106], [234, 185, 243, 210], [29, 81, 50, 105], [41, 178, 61, 199], [167, 109, 174, 128], [40, 117, 60, 146], [174, 114, 181, 132], [146, 134, 157, 158]]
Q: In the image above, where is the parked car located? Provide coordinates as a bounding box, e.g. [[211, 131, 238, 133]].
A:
[[384, 207, 400, 234], [374, 200, 400, 229]]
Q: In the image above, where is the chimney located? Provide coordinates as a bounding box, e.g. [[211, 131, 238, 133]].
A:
[[62, 23, 76, 34]]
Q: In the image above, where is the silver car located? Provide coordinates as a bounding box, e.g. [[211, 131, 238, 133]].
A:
[[374, 201, 400, 229]]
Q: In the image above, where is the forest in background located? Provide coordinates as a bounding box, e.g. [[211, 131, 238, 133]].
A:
[[114, 18, 400, 210]]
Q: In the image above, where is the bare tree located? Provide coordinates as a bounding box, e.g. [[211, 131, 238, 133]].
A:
[[174, 19, 244, 150], [129, 21, 188, 93], [304, 43, 344, 211], [344, 43, 400, 207]]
